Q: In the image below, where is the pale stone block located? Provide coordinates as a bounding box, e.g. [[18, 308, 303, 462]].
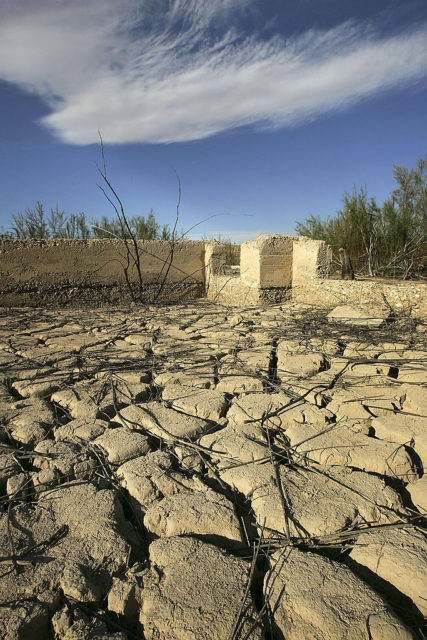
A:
[[292, 236, 332, 282], [241, 235, 293, 288]]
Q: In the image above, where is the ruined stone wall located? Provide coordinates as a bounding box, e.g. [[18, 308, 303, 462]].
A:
[[292, 236, 333, 282], [2, 236, 424, 315], [207, 235, 426, 318], [291, 237, 427, 318], [292, 278, 427, 318], [205, 241, 254, 305], [206, 236, 295, 306], [207, 235, 324, 306], [0, 238, 205, 306], [204, 273, 265, 306], [240, 235, 293, 288]]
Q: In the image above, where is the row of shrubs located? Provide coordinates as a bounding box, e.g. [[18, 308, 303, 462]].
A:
[[2, 204, 172, 241]]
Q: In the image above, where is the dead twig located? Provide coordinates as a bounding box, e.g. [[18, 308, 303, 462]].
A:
[[65, 596, 141, 640], [0, 523, 69, 579], [6, 504, 18, 574], [228, 523, 265, 640]]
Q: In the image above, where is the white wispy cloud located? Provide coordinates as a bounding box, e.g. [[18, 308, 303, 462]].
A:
[[0, 0, 426, 144]]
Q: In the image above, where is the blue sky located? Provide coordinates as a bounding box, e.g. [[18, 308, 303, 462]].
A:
[[0, 0, 426, 242]]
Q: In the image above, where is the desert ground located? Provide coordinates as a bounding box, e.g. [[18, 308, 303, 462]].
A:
[[0, 300, 426, 639]]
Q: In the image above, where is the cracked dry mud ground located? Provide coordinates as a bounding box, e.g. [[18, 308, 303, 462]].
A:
[[0, 300, 426, 640]]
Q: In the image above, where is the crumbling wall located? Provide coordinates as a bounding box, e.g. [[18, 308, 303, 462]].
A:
[[240, 235, 293, 288], [0, 238, 205, 306], [207, 235, 322, 306], [2, 236, 424, 315], [204, 273, 263, 306], [292, 278, 427, 318], [205, 240, 227, 283], [290, 237, 427, 316], [292, 237, 333, 283], [206, 236, 294, 305]]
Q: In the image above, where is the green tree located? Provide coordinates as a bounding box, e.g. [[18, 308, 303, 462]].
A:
[[295, 155, 426, 279], [295, 188, 381, 274], [372, 159, 426, 278], [47, 205, 67, 238]]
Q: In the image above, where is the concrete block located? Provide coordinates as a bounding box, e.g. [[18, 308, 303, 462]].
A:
[[292, 237, 332, 282], [241, 235, 293, 288]]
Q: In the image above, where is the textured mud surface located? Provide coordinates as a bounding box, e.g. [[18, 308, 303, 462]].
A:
[[0, 301, 426, 639]]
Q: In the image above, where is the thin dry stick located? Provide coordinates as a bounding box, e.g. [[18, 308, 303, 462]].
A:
[[228, 523, 265, 640], [193, 447, 230, 492], [96, 136, 244, 303], [115, 404, 236, 460], [256, 518, 423, 552], [96, 185, 135, 299], [6, 504, 18, 574], [153, 169, 181, 302], [0, 523, 69, 575], [89, 449, 146, 538], [241, 537, 282, 640], [97, 131, 143, 300], [264, 417, 291, 542], [66, 596, 141, 640]]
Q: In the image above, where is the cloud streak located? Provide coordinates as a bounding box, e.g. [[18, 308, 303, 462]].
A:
[[0, 0, 426, 144]]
